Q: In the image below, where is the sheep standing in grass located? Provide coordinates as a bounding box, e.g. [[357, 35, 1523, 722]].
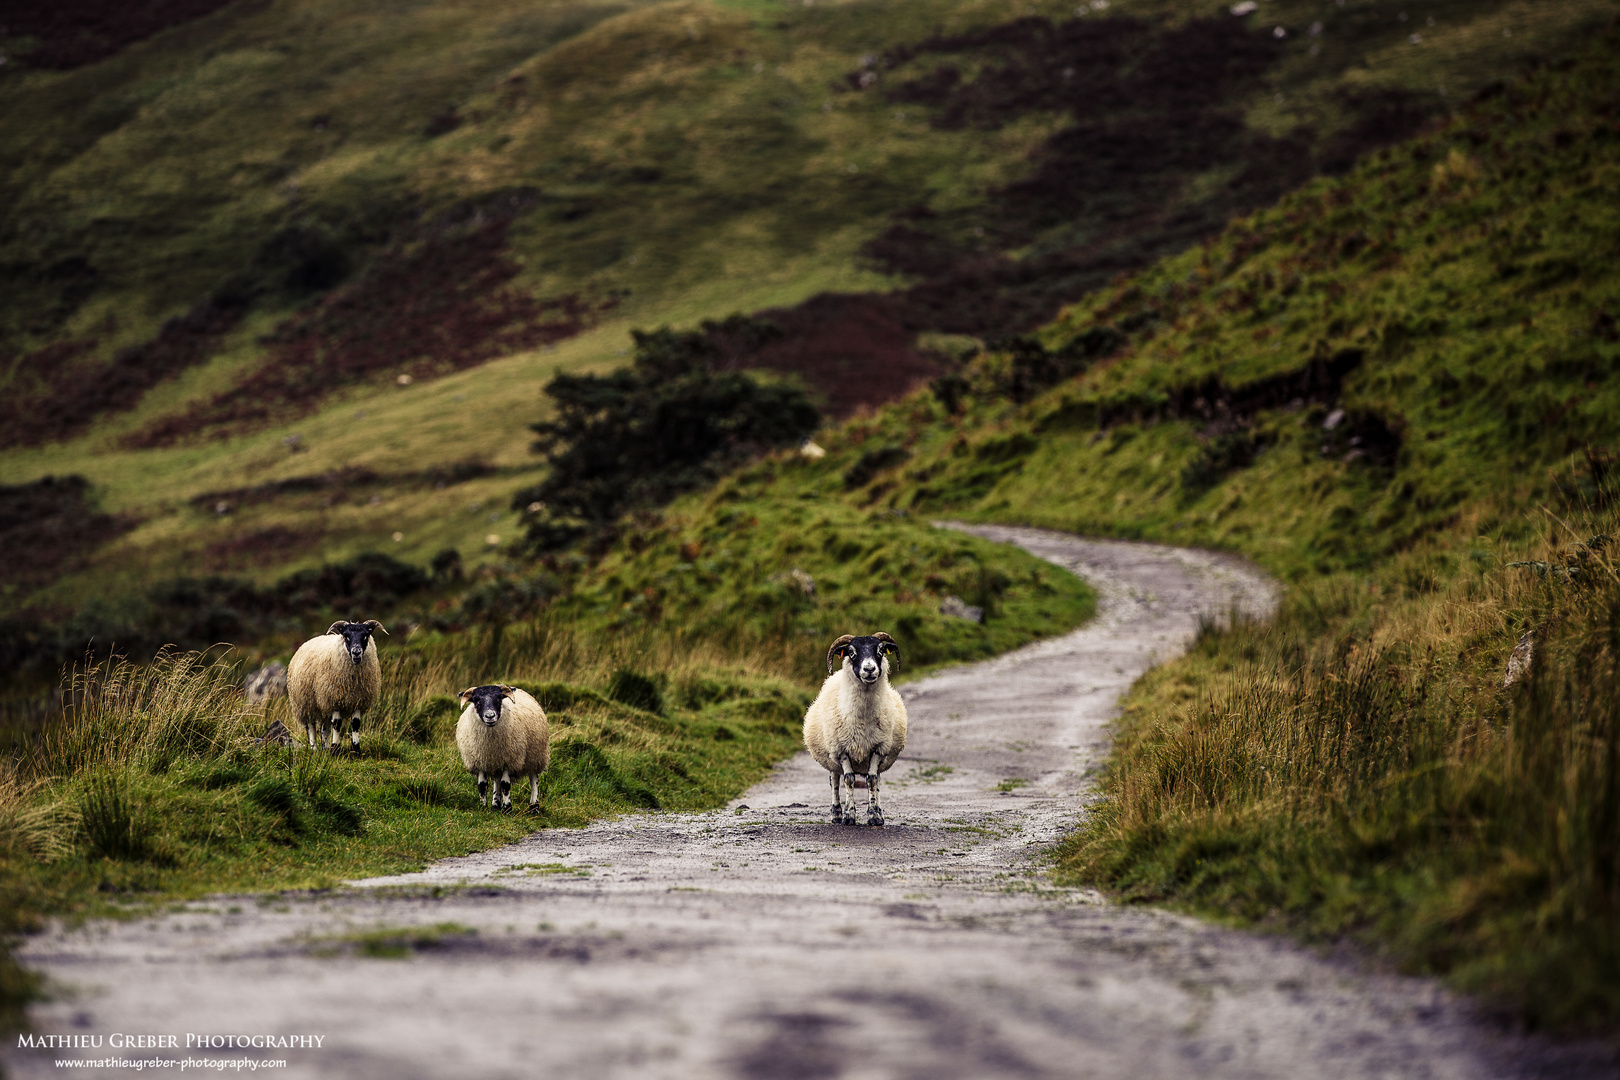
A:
[[456, 685, 550, 812], [803, 632, 907, 826], [287, 620, 386, 754]]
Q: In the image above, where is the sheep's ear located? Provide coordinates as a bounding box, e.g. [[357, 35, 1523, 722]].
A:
[[826, 634, 856, 676], [362, 619, 389, 635], [872, 631, 899, 663], [326, 621, 347, 635]]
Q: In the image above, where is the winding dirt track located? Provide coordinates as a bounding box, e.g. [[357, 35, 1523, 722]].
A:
[[8, 527, 1609, 1079]]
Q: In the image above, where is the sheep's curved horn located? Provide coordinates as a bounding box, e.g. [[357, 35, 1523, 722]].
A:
[[826, 634, 856, 676], [499, 685, 516, 696], [362, 619, 389, 635], [326, 621, 347, 635], [458, 686, 479, 702]]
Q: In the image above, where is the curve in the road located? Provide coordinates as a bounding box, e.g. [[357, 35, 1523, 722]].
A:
[[8, 527, 1603, 1079]]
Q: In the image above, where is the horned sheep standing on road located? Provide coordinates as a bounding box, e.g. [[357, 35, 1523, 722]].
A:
[[287, 619, 385, 754], [803, 632, 908, 826], [456, 685, 550, 812]]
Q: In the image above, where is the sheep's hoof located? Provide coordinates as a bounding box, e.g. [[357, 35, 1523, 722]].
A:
[[839, 813, 860, 826], [830, 808, 844, 825], [525, 802, 542, 816], [866, 810, 885, 827]]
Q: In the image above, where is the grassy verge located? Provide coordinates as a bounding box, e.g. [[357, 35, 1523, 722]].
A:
[[1058, 500, 1620, 1031], [561, 461, 1097, 674], [0, 634, 806, 911]]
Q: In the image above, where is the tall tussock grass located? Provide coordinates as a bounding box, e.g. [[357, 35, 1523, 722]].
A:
[[0, 614, 813, 911], [1061, 504, 1620, 1030], [25, 649, 264, 778]]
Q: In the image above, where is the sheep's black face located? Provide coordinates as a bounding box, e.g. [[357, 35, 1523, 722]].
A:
[[338, 623, 373, 665], [465, 686, 509, 727], [833, 636, 896, 686]]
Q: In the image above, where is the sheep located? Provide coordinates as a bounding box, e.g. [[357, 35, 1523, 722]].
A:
[[286, 620, 386, 754], [802, 632, 908, 826], [456, 685, 550, 812]]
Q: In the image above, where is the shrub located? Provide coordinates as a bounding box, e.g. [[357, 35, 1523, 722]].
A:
[[513, 322, 819, 550]]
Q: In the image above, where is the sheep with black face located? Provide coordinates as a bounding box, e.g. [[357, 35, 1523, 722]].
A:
[[455, 684, 550, 811], [286, 619, 386, 754], [802, 632, 908, 826]]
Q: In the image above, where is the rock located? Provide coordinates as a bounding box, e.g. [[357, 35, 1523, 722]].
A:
[[939, 595, 984, 623], [252, 719, 293, 747], [800, 440, 827, 460], [788, 568, 816, 597], [1322, 408, 1346, 431], [1502, 630, 1534, 688], [244, 661, 288, 703]]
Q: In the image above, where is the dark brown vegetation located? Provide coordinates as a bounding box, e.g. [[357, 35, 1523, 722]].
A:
[[0, 550, 432, 682], [0, 294, 249, 449], [202, 526, 322, 572], [124, 215, 608, 448], [0, 475, 133, 591], [1, 0, 236, 70], [708, 294, 946, 418], [718, 12, 1437, 417], [872, 13, 1432, 331]]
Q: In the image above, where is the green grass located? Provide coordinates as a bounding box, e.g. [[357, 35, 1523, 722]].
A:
[[558, 464, 1098, 676], [0, 639, 809, 923], [306, 921, 481, 959], [1056, 505, 1620, 1031]]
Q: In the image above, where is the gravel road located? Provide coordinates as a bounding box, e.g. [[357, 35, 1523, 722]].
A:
[[8, 526, 1611, 1079]]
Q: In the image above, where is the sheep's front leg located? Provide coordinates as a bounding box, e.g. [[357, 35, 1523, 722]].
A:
[[477, 772, 489, 808], [498, 770, 513, 812], [528, 771, 540, 812], [839, 756, 858, 825], [348, 711, 362, 756], [866, 757, 884, 827], [828, 770, 844, 825], [307, 720, 318, 751], [327, 711, 342, 754]]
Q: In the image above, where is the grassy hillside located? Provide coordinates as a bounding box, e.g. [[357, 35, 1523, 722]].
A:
[[3, 0, 1612, 640]]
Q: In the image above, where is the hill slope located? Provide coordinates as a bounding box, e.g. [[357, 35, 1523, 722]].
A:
[[3, 0, 1613, 634]]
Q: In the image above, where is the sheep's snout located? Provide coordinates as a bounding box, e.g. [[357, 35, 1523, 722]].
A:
[[348, 648, 366, 664], [858, 657, 880, 684], [480, 709, 501, 727]]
